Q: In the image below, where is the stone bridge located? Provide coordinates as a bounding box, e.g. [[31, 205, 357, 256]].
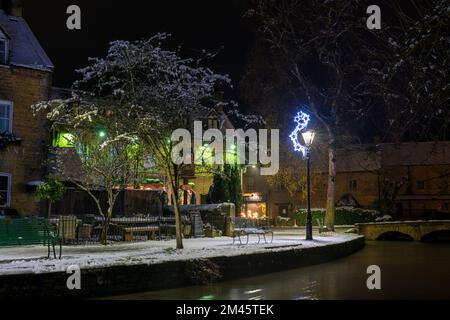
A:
[[356, 220, 450, 241]]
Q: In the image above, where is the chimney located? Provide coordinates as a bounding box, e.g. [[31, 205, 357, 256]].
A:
[[10, 0, 22, 17]]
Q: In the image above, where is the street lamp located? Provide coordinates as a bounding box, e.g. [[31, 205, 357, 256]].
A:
[[302, 130, 315, 240], [289, 111, 315, 240]]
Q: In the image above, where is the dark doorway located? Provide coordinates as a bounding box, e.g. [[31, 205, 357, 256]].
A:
[[277, 204, 289, 218], [395, 203, 404, 220]]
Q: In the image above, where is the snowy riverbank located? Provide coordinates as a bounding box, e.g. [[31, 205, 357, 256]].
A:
[[0, 233, 364, 298], [0, 234, 361, 275]]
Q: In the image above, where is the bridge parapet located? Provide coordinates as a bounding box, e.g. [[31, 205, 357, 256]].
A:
[[356, 220, 450, 241]]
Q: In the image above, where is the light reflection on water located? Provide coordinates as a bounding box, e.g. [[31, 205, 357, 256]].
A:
[[108, 241, 450, 300]]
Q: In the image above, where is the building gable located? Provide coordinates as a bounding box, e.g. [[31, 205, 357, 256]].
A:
[[0, 9, 53, 72]]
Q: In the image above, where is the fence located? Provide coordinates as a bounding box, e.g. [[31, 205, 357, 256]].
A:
[[49, 214, 187, 245]]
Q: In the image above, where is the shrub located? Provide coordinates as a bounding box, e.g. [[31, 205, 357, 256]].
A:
[[36, 179, 66, 218], [293, 207, 381, 226]]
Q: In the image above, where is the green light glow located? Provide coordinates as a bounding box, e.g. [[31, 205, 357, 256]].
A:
[[98, 130, 106, 138], [54, 132, 75, 148]]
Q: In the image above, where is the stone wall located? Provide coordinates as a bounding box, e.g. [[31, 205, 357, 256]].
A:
[[0, 236, 365, 298]]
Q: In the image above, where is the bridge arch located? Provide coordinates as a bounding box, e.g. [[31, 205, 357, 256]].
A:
[[376, 231, 414, 241], [421, 229, 450, 243]]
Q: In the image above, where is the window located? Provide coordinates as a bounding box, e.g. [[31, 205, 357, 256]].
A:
[[349, 180, 358, 191], [0, 39, 8, 65], [52, 131, 75, 148], [0, 100, 13, 134], [207, 117, 218, 129], [246, 176, 255, 192], [278, 204, 289, 217], [275, 182, 286, 192], [0, 173, 11, 207], [417, 181, 425, 190]]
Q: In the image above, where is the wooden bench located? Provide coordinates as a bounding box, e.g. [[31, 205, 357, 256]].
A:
[[0, 218, 62, 259], [122, 226, 159, 241], [231, 218, 274, 245]]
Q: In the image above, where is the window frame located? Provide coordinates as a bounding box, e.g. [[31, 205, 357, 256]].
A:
[[0, 38, 8, 65], [207, 117, 219, 129], [416, 180, 425, 190], [0, 100, 13, 134], [349, 179, 358, 191], [0, 173, 12, 208], [246, 176, 255, 192]]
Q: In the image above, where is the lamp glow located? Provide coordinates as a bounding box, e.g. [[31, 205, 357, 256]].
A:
[[302, 130, 316, 147]]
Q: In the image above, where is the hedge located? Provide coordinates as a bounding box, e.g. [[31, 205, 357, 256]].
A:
[[279, 207, 381, 226]]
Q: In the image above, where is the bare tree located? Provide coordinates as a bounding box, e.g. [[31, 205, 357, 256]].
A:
[[246, 0, 384, 230], [376, 0, 450, 141]]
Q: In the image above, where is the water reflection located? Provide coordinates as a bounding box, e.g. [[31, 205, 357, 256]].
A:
[[109, 241, 450, 300]]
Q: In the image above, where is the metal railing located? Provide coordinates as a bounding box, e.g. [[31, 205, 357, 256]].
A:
[[48, 214, 186, 245]]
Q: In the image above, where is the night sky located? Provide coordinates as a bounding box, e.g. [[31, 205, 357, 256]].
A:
[[22, 0, 252, 90]]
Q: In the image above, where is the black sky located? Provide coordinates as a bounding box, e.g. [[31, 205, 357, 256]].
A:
[[22, 0, 252, 90]]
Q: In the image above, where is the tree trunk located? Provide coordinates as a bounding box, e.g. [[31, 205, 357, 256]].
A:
[[47, 201, 52, 219], [101, 190, 114, 245], [167, 168, 183, 249], [325, 144, 336, 231]]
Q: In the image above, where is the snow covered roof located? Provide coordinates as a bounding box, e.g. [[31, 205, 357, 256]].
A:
[[0, 9, 53, 72]]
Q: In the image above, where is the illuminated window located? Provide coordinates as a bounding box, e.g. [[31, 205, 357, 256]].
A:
[[53, 132, 75, 148], [0, 173, 11, 208], [0, 100, 12, 133]]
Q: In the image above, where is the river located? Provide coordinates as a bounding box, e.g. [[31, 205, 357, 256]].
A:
[[110, 241, 450, 300]]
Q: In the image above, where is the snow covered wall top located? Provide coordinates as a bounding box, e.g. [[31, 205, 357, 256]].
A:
[[0, 9, 53, 72]]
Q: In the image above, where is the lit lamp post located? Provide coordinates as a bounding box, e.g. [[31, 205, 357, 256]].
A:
[[301, 130, 315, 240], [289, 111, 315, 240]]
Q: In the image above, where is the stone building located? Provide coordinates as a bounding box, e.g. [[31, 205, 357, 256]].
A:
[[243, 142, 450, 220], [0, 6, 53, 215]]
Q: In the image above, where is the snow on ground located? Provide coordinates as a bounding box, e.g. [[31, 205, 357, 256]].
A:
[[0, 233, 361, 275]]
